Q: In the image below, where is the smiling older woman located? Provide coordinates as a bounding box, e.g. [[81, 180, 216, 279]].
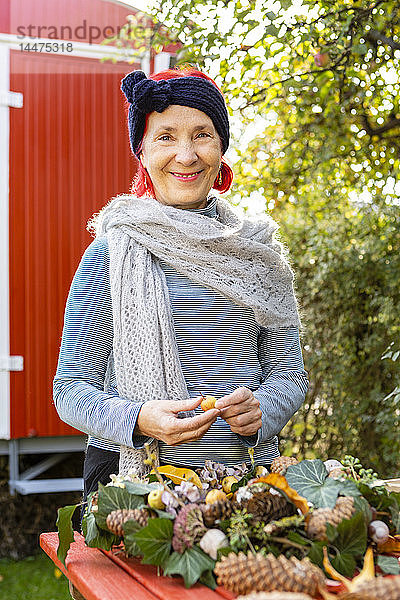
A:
[[53, 67, 309, 498]]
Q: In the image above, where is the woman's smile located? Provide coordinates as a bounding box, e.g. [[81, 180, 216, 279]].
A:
[[170, 170, 203, 181]]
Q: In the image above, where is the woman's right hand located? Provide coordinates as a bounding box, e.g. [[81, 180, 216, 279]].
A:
[[134, 396, 220, 446]]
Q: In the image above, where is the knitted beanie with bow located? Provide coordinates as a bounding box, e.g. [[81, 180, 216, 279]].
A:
[[120, 70, 230, 157]]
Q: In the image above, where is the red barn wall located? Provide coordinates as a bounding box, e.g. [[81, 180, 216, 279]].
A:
[[9, 51, 140, 438]]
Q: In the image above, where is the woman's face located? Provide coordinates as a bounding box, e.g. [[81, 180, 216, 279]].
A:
[[139, 105, 222, 209]]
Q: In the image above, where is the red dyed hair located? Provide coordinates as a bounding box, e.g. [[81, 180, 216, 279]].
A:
[[130, 66, 234, 197]]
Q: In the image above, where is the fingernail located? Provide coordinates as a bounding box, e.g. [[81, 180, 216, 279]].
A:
[[215, 401, 223, 409]]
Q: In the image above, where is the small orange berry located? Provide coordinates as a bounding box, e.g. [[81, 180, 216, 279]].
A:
[[200, 395, 218, 411]]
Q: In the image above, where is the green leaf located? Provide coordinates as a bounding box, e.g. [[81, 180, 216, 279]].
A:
[[338, 480, 362, 499], [56, 504, 79, 565], [231, 467, 255, 493], [133, 518, 173, 567], [325, 522, 338, 543], [95, 483, 145, 529], [164, 547, 215, 588], [353, 496, 373, 525], [286, 531, 311, 546], [123, 520, 143, 557], [331, 551, 356, 578], [286, 459, 342, 508], [124, 481, 161, 496], [307, 540, 327, 568], [82, 511, 118, 550], [199, 569, 217, 590], [377, 555, 400, 575], [334, 511, 367, 557]]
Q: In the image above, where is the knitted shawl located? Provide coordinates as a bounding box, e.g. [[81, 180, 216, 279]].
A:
[[91, 193, 301, 476]]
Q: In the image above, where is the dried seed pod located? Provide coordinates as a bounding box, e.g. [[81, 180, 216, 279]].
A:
[[214, 551, 325, 596], [172, 503, 206, 553], [270, 457, 298, 475], [306, 496, 355, 541], [338, 576, 400, 599]]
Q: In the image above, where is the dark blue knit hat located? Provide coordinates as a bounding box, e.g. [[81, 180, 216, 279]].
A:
[[120, 70, 230, 157]]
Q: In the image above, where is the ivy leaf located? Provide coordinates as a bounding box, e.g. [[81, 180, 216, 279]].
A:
[[230, 467, 255, 494], [331, 551, 356, 578], [353, 496, 373, 525], [377, 555, 400, 575], [95, 483, 145, 529], [133, 518, 173, 566], [199, 569, 217, 590], [124, 481, 160, 496], [307, 540, 327, 567], [123, 520, 142, 557], [312, 512, 367, 577], [286, 460, 341, 508], [164, 547, 215, 588], [334, 511, 367, 557], [82, 511, 118, 550], [338, 480, 362, 499], [56, 503, 79, 565], [325, 523, 338, 543]]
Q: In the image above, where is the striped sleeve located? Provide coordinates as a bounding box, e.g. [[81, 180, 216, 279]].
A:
[[249, 326, 309, 446], [53, 237, 146, 448]]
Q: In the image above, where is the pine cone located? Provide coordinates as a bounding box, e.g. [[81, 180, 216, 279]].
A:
[[270, 457, 298, 475], [338, 576, 400, 599], [237, 594, 313, 600], [106, 508, 149, 536], [172, 503, 207, 553], [244, 492, 296, 525], [306, 496, 355, 541], [214, 551, 325, 596], [202, 499, 233, 526]]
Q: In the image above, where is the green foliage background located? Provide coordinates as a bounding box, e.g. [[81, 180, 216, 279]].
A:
[[110, 0, 400, 475]]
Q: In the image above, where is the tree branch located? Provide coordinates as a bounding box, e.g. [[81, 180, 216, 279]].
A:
[[361, 114, 400, 137], [365, 29, 400, 50]]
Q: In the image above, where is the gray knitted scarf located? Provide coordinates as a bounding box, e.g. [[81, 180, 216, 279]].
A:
[[90, 193, 301, 476]]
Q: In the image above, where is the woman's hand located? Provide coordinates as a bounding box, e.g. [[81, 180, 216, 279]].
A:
[[135, 396, 219, 446], [215, 387, 262, 437]]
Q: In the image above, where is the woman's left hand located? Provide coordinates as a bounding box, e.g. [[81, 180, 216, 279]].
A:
[[215, 387, 262, 437]]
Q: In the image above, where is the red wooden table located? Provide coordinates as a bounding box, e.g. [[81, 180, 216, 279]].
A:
[[40, 532, 235, 600]]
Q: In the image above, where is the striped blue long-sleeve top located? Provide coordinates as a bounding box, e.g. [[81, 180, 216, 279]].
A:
[[53, 196, 309, 467]]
